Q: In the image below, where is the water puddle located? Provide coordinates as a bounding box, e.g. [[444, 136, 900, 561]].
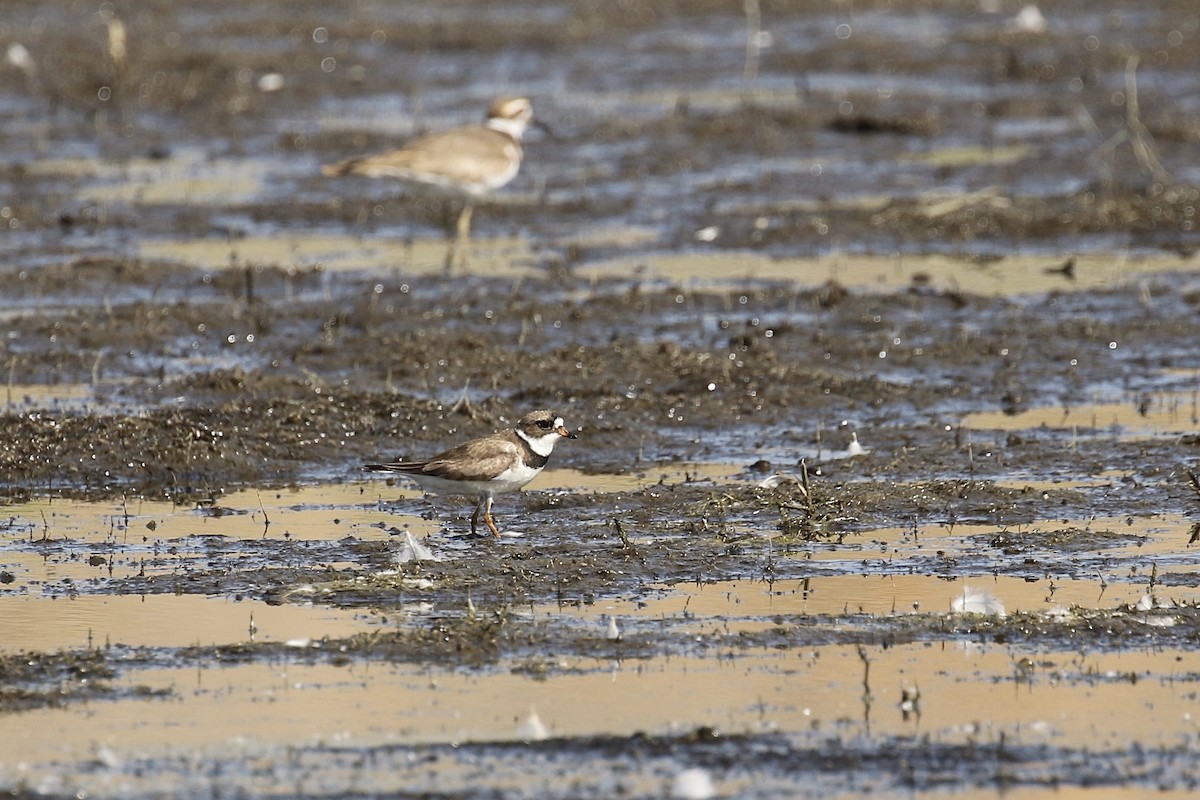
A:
[[3, 382, 105, 412], [0, 485, 404, 600], [796, 513, 1200, 577], [964, 389, 1200, 437], [4, 625, 1198, 783], [139, 233, 536, 275], [0, 378, 160, 415], [559, 512, 1200, 637], [583, 572, 1188, 625], [582, 251, 1199, 296], [0, 593, 377, 652], [4, 477, 1198, 797], [30, 148, 270, 206], [85, 157, 270, 207], [904, 144, 1033, 168], [0, 465, 746, 595]]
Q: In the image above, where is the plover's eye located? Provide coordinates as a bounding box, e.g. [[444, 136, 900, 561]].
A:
[[537, 419, 552, 429]]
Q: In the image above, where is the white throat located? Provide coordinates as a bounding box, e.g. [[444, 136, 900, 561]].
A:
[[487, 116, 529, 141], [516, 427, 560, 458]]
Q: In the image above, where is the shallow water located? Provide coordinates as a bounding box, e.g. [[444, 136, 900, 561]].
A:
[[583, 250, 1200, 295], [964, 388, 1200, 436], [6, 635, 1196, 762], [5, 486, 1200, 794]]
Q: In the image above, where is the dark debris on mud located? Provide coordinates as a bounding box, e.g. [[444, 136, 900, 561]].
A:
[[42, 729, 1200, 799], [47, 472, 1183, 615], [213, 601, 1200, 668], [1, 265, 1199, 505], [0, 647, 168, 714]]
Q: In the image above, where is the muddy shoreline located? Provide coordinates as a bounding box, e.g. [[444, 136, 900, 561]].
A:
[[3, 265, 1199, 499]]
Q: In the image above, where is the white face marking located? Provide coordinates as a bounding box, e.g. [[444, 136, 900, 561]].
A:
[[517, 420, 564, 458], [486, 115, 530, 140]]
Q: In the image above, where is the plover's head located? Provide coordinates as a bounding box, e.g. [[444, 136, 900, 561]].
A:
[[514, 409, 576, 456], [485, 96, 534, 139]]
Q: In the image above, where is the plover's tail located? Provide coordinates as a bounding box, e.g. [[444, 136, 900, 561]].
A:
[[363, 461, 425, 474], [321, 158, 356, 177]]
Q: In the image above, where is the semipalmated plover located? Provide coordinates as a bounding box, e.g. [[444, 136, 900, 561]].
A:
[[365, 409, 576, 538], [322, 96, 535, 270]]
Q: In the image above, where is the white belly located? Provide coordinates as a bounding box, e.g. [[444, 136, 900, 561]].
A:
[[403, 463, 542, 498]]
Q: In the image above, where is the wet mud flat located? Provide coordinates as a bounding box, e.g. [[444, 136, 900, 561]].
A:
[[3, 0, 1200, 797], [4, 264, 1200, 798]]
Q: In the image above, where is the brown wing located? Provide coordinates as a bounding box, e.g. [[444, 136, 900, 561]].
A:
[[324, 127, 518, 184], [420, 435, 522, 482], [364, 432, 522, 482]]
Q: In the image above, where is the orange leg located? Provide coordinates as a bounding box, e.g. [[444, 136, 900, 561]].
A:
[[471, 495, 499, 538], [482, 495, 500, 538], [444, 202, 474, 271]]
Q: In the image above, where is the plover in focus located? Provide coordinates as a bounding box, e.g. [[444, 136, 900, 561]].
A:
[[365, 409, 575, 538]]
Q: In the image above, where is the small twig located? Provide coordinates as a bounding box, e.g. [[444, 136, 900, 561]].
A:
[[857, 644, 871, 691], [1123, 54, 1173, 185], [799, 459, 814, 513], [743, 0, 762, 82], [257, 490, 272, 538], [449, 380, 475, 418], [612, 517, 633, 550], [241, 257, 254, 307], [857, 644, 874, 728], [1184, 470, 1200, 501]]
